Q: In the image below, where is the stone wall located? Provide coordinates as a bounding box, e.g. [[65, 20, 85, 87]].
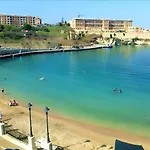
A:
[[87, 31, 150, 39]]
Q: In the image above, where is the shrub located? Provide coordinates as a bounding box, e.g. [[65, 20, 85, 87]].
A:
[[0, 32, 24, 40], [22, 24, 32, 30]]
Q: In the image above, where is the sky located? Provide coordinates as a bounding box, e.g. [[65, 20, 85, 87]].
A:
[[0, 0, 150, 28]]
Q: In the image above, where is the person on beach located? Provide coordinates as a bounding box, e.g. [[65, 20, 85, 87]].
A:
[[13, 100, 18, 106], [9, 101, 13, 106], [8, 100, 18, 106], [1, 88, 4, 93]]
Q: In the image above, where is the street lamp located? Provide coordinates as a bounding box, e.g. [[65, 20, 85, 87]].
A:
[[28, 103, 33, 137], [45, 107, 50, 143], [0, 114, 2, 123]]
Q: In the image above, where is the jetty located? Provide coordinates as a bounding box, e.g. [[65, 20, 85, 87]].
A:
[[0, 44, 112, 59]]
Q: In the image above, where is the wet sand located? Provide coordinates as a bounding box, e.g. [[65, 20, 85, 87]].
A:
[[0, 94, 150, 150]]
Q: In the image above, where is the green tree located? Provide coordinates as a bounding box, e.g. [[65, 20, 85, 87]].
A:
[[134, 37, 139, 41], [1, 32, 23, 40], [0, 25, 4, 32], [67, 23, 70, 26], [3, 25, 21, 32], [23, 24, 32, 30], [11, 26, 21, 32], [58, 22, 63, 26], [42, 27, 49, 32], [4, 25, 12, 31], [132, 37, 139, 43]]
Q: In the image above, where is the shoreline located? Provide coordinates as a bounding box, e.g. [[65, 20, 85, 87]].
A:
[[0, 94, 150, 150], [3, 90, 150, 139]]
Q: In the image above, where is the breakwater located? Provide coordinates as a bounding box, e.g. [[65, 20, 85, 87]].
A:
[[0, 45, 112, 59]]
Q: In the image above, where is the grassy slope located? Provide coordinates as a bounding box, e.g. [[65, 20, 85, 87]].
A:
[[37, 25, 74, 37], [0, 26, 93, 48], [48, 25, 74, 35]]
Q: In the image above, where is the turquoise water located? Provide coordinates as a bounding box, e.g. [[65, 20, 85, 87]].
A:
[[1, 46, 150, 137]]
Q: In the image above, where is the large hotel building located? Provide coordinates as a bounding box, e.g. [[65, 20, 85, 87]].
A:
[[0, 14, 42, 26], [70, 18, 132, 32]]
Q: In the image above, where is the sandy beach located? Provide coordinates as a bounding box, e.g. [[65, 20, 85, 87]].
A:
[[0, 94, 150, 150]]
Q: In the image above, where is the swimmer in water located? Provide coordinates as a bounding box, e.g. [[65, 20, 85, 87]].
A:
[[1, 88, 4, 93], [119, 89, 122, 93], [40, 77, 45, 80], [113, 88, 117, 92]]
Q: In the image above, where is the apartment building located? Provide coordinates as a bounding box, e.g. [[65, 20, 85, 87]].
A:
[[0, 14, 42, 26], [69, 18, 132, 32]]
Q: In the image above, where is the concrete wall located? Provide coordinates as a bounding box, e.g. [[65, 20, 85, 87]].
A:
[[0, 49, 32, 55], [87, 31, 150, 39], [103, 32, 150, 39], [2, 134, 28, 149]]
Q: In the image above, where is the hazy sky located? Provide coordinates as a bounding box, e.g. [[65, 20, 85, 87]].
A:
[[0, 0, 150, 28]]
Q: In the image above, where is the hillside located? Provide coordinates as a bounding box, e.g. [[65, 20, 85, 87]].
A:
[[0, 24, 76, 48], [37, 25, 74, 37], [0, 24, 98, 49]]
